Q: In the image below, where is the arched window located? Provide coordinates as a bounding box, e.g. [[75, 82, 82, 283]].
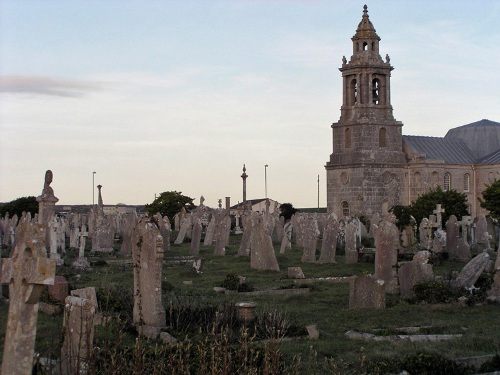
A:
[[372, 78, 380, 105], [444, 172, 451, 191], [431, 171, 439, 188], [463, 173, 470, 192], [341, 201, 350, 217], [379, 127, 387, 147], [363, 42, 368, 51], [345, 128, 351, 149], [413, 172, 421, 188], [349, 78, 358, 105]]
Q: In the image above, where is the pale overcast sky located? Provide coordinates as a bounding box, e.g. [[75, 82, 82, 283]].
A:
[[1, 1, 499, 208]]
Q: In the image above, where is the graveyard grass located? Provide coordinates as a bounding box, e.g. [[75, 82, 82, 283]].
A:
[[1, 234, 499, 374]]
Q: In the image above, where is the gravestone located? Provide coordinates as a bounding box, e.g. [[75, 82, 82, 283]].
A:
[[445, 215, 459, 259], [190, 218, 203, 255], [373, 218, 399, 293], [318, 214, 339, 263], [419, 218, 431, 250], [279, 221, 293, 254], [91, 185, 115, 252], [250, 221, 280, 271], [301, 216, 318, 263], [476, 215, 488, 245], [398, 251, 434, 299], [237, 213, 254, 256], [433, 204, 445, 230], [213, 210, 229, 256], [48, 214, 63, 265], [132, 217, 166, 339], [349, 275, 386, 309], [487, 251, 500, 302], [344, 221, 358, 264], [60, 296, 95, 375], [1, 215, 56, 375], [203, 215, 216, 246], [174, 214, 192, 244], [73, 224, 90, 269], [36, 170, 59, 246], [452, 252, 490, 290], [119, 212, 138, 256]]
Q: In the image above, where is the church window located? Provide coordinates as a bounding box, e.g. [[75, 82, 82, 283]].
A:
[[348, 78, 358, 105], [463, 173, 470, 192], [372, 79, 380, 105], [371, 42, 375, 51], [341, 201, 350, 217], [431, 171, 439, 188], [363, 42, 368, 51], [444, 172, 451, 191], [379, 127, 387, 147], [345, 128, 351, 148], [413, 172, 421, 188]]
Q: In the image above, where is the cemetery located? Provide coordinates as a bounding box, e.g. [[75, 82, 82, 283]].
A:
[[0, 172, 500, 374]]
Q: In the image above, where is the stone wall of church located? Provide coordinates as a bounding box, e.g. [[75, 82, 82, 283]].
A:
[[326, 165, 406, 218]]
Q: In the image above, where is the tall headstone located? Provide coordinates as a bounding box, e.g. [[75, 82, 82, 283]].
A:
[[318, 214, 339, 263], [73, 224, 90, 269], [1, 215, 56, 375], [250, 221, 280, 271], [237, 213, 253, 256], [445, 215, 459, 259], [60, 296, 95, 375], [279, 221, 293, 255], [476, 215, 489, 246], [373, 218, 399, 293], [344, 221, 358, 264], [36, 169, 59, 246], [301, 216, 318, 263], [91, 185, 115, 252], [190, 218, 203, 255], [132, 217, 166, 339]]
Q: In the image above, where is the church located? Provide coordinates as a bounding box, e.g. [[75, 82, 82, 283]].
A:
[[325, 5, 500, 219]]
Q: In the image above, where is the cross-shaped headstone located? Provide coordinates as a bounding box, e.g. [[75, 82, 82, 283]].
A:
[[1, 219, 56, 375], [433, 204, 445, 230], [78, 225, 89, 259], [457, 216, 472, 242]]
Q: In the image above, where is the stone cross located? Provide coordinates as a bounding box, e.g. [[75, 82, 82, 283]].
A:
[[73, 225, 90, 269], [433, 204, 445, 230], [1, 218, 56, 375]]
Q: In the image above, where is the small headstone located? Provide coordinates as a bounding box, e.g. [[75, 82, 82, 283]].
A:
[[48, 275, 69, 302], [288, 267, 305, 279], [349, 275, 386, 309]]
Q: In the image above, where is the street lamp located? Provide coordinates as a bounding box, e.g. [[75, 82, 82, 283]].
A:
[[92, 171, 96, 206], [265, 164, 268, 199]]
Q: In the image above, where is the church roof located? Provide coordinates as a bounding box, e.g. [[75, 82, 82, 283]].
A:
[[402, 135, 476, 164], [353, 5, 380, 41], [478, 148, 500, 164], [444, 119, 500, 160]]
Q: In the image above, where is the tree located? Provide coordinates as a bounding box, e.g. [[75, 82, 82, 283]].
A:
[[409, 186, 469, 228], [145, 191, 195, 223], [0, 196, 39, 218], [389, 205, 413, 231], [479, 179, 500, 219], [279, 203, 299, 222]]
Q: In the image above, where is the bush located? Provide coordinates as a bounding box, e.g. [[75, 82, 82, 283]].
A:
[[413, 281, 458, 304]]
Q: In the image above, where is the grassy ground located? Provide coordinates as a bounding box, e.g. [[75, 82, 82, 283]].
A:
[[0, 233, 499, 373]]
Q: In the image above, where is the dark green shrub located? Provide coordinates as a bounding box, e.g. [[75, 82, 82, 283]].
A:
[[413, 281, 457, 304], [479, 354, 500, 372]]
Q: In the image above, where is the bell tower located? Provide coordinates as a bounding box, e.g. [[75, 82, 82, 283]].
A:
[[325, 5, 407, 218]]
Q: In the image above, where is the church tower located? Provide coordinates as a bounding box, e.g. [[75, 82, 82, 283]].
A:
[[325, 5, 407, 218]]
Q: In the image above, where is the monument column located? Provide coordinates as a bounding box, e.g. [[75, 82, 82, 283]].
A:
[[36, 170, 59, 245]]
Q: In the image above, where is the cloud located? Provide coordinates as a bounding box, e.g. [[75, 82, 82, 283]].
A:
[[0, 75, 99, 97]]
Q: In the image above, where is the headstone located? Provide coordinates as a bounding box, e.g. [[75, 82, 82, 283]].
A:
[[237, 213, 253, 256], [60, 296, 95, 375], [301, 216, 318, 263], [48, 214, 63, 265], [48, 275, 69, 302], [36, 170, 59, 246], [433, 204, 445, 230], [190, 218, 203, 255], [174, 214, 192, 244], [73, 225, 90, 269], [398, 251, 434, 299], [288, 267, 305, 279], [349, 275, 386, 309], [452, 252, 490, 290], [203, 215, 216, 246], [419, 218, 431, 250], [119, 212, 138, 256], [445, 215, 459, 259], [132, 217, 166, 339], [0, 215, 56, 375], [487, 251, 500, 302], [91, 185, 115, 252], [318, 214, 339, 263], [213, 210, 229, 256], [373, 218, 399, 293], [344, 221, 358, 264], [250, 221, 280, 271]]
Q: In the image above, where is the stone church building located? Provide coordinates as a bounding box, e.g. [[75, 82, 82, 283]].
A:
[[325, 6, 500, 219]]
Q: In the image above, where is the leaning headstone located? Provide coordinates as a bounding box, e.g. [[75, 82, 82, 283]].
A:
[[132, 217, 166, 339], [373, 218, 399, 293], [345, 221, 358, 264], [203, 215, 216, 246], [174, 214, 192, 245], [250, 221, 280, 271], [190, 218, 203, 255], [452, 252, 490, 290], [60, 296, 96, 375], [1, 215, 56, 375], [349, 275, 386, 309]]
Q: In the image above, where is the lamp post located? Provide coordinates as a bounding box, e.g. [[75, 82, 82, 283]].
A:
[[92, 171, 96, 206], [264, 164, 268, 199]]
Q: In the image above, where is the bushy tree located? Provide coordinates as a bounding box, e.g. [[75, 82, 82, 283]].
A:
[[410, 186, 468, 228], [389, 205, 413, 231], [0, 196, 38, 218], [145, 191, 195, 223], [479, 179, 500, 219], [279, 203, 299, 222]]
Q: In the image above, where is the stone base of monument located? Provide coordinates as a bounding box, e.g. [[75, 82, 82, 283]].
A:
[[72, 257, 91, 269], [139, 325, 164, 339], [235, 301, 257, 323]]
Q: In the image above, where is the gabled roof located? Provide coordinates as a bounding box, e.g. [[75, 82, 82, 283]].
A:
[[478, 148, 500, 165], [402, 135, 476, 164]]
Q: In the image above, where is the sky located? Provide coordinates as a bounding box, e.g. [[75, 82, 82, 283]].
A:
[[1, 1, 499, 209]]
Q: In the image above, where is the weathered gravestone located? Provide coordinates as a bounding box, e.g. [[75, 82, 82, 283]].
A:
[[91, 185, 115, 252], [349, 275, 386, 309], [36, 170, 59, 246], [119, 212, 138, 256], [132, 217, 166, 339], [445, 215, 459, 259], [344, 221, 358, 264], [190, 218, 203, 255], [73, 224, 90, 269], [60, 296, 96, 375], [237, 213, 254, 256], [398, 251, 434, 299], [318, 214, 339, 264], [203, 215, 216, 246], [174, 214, 192, 245], [1, 214, 56, 375], [213, 210, 230, 256], [373, 218, 399, 293], [487, 252, 500, 303], [301, 216, 318, 263], [451, 252, 490, 291], [279, 221, 293, 255], [250, 221, 280, 271], [475, 215, 488, 246]]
